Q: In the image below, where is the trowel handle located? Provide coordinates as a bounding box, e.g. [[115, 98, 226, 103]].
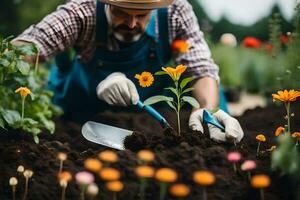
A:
[[203, 109, 226, 132], [137, 101, 170, 129]]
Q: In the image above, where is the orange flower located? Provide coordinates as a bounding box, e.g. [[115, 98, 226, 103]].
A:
[[275, 127, 285, 137], [135, 166, 155, 178], [169, 183, 190, 197], [15, 87, 31, 98], [98, 150, 118, 163], [99, 168, 120, 181], [84, 159, 102, 172], [155, 168, 177, 183], [242, 37, 261, 48], [162, 64, 187, 81], [137, 150, 155, 162], [251, 174, 270, 188], [272, 90, 300, 102], [58, 171, 72, 182], [171, 40, 189, 53], [193, 171, 215, 186], [292, 132, 300, 138], [135, 72, 154, 87], [279, 35, 289, 45], [256, 134, 266, 142], [106, 181, 124, 192]]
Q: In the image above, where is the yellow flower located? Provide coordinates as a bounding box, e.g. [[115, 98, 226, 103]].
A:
[[137, 150, 155, 162], [135, 166, 155, 178], [171, 40, 190, 53], [275, 127, 285, 137], [98, 150, 118, 163], [99, 168, 120, 181], [272, 90, 300, 102], [15, 87, 31, 98], [251, 174, 270, 188], [169, 183, 190, 197], [84, 159, 102, 172], [155, 168, 177, 183], [106, 181, 124, 192], [162, 64, 187, 81], [135, 72, 154, 87], [292, 132, 300, 138], [193, 171, 215, 186], [256, 134, 266, 142]]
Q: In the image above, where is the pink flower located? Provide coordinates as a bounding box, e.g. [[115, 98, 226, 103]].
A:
[[75, 171, 94, 185], [241, 160, 256, 171], [227, 152, 241, 163]]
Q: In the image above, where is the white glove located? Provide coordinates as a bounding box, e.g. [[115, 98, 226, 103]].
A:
[[189, 109, 244, 143], [96, 72, 139, 106]]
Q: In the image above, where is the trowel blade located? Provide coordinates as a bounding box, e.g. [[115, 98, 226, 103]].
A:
[[82, 121, 133, 150]]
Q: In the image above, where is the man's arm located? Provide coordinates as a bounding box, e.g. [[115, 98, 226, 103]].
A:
[[12, 0, 96, 62]]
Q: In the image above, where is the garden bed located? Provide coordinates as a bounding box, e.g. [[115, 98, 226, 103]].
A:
[[0, 103, 299, 200]]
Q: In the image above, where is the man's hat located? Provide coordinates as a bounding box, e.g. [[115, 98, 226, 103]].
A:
[[99, 0, 174, 10]]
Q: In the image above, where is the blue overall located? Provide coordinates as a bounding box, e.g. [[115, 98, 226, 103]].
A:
[[48, 2, 228, 122]]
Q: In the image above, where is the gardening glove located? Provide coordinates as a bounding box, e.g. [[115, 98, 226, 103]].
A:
[[96, 72, 139, 106], [189, 109, 244, 143]]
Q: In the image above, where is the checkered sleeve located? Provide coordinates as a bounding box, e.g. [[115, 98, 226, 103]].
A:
[[168, 0, 220, 83], [13, 0, 96, 61]]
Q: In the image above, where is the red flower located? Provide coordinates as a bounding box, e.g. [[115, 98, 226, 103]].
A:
[[264, 42, 273, 53], [279, 35, 289, 45], [242, 37, 261, 49]]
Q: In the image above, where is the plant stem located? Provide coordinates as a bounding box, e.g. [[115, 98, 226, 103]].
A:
[[21, 97, 25, 119], [34, 49, 40, 75], [175, 81, 181, 135], [233, 163, 237, 173], [113, 192, 117, 200], [80, 185, 85, 200], [159, 183, 167, 200], [256, 142, 261, 157], [59, 160, 64, 174], [12, 186, 16, 200], [22, 177, 29, 200], [260, 188, 265, 200], [61, 186, 66, 200], [285, 102, 291, 134], [248, 172, 251, 182], [203, 187, 207, 200], [140, 178, 147, 200]]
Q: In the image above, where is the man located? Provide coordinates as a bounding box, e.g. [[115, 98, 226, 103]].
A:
[[13, 0, 244, 143]]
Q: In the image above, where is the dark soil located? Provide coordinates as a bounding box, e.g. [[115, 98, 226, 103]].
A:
[[0, 103, 300, 200]]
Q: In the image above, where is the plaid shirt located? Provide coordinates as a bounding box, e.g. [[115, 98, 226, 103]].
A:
[[15, 0, 219, 82]]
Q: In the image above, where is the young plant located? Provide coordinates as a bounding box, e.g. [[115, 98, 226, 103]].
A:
[[144, 65, 199, 135], [22, 169, 33, 200], [58, 171, 72, 200], [75, 171, 95, 200], [105, 181, 124, 200], [251, 174, 270, 200], [193, 170, 215, 200], [57, 152, 67, 174], [15, 87, 33, 119], [241, 160, 257, 181], [155, 168, 177, 200], [272, 90, 300, 134], [135, 165, 155, 200], [9, 177, 18, 200], [255, 134, 266, 156], [227, 152, 241, 173]]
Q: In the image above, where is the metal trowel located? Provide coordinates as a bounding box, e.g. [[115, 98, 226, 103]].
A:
[[82, 100, 171, 150]]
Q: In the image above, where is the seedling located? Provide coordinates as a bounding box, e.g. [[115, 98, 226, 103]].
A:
[[135, 165, 155, 200], [9, 177, 18, 200], [22, 169, 33, 200]]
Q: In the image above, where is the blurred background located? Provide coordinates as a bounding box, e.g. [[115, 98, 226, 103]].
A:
[[1, 0, 299, 114]]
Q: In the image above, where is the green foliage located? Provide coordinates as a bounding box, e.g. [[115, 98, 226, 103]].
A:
[[269, 13, 282, 58], [0, 37, 62, 143], [272, 134, 300, 181]]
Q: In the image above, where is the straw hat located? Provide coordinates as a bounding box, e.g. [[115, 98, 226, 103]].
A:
[[99, 0, 174, 10]]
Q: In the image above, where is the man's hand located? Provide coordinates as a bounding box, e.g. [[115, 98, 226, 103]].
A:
[[189, 109, 244, 143], [96, 72, 139, 106]]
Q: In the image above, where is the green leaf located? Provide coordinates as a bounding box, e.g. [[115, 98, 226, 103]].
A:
[[37, 113, 55, 134], [0, 58, 10, 67], [143, 95, 173, 106], [166, 101, 177, 111], [182, 96, 199, 108], [33, 135, 39, 144], [1, 109, 21, 124], [29, 92, 35, 100], [182, 87, 194, 94], [155, 71, 167, 75], [180, 77, 194, 89], [16, 60, 30, 75], [0, 117, 5, 129], [164, 87, 178, 96]]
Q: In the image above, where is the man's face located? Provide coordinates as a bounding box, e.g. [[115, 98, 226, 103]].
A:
[[109, 6, 152, 42]]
